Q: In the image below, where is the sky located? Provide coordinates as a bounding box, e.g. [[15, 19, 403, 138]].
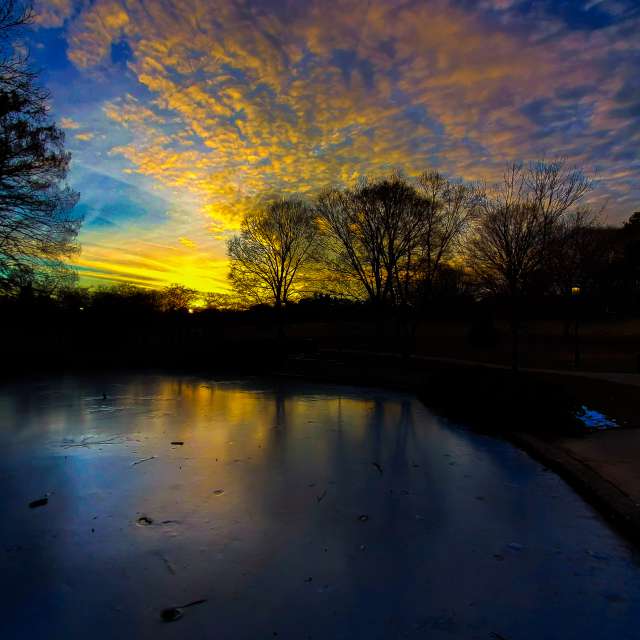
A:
[[24, 0, 640, 292]]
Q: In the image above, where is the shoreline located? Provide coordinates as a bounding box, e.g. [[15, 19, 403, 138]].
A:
[[276, 350, 640, 548], [508, 432, 640, 547]]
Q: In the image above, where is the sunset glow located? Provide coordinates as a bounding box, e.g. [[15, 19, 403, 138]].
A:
[[29, 0, 640, 291]]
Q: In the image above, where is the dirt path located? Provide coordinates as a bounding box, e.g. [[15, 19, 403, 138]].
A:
[[558, 430, 640, 507]]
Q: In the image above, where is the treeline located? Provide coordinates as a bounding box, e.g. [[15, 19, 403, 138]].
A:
[[229, 163, 622, 306], [227, 162, 640, 313], [3, 161, 640, 326], [1, 282, 240, 314], [2, 163, 640, 372], [223, 161, 640, 369]]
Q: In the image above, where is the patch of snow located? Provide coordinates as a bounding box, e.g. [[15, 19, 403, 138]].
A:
[[576, 406, 618, 430]]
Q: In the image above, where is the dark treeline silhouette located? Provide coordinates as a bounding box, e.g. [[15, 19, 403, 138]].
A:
[[2, 4, 640, 376], [2, 149, 640, 374], [3, 199, 640, 376], [222, 162, 640, 370]]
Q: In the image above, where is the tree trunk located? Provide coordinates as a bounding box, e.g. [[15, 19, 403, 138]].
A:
[[510, 297, 520, 373], [275, 300, 285, 341]]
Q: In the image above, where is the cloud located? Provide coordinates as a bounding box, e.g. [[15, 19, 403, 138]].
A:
[[67, 0, 129, 68], [75, 131, 95, 141], [73, 232, 230, 291], [179, 237, 196, 249], [60, 116, 81, 129], [34, 0, 75, 28], [31, 0, 640, 289]]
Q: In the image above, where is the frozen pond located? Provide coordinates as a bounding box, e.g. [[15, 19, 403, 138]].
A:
[[1, 373, 639, 639]]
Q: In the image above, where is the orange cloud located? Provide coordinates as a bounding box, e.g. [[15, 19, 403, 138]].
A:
[[34, 0, 74, 28], [40, 0, 639, 290]]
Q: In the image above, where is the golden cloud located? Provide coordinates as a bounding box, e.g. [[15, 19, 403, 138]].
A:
[[34, 0, 74, 28], [47, 0, 639, 290], [60, 116, 81, 129]]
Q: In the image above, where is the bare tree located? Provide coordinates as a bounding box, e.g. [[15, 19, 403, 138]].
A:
[[159, 283, 198, 312], [0, 1, 80, 293], [469, 201, 543, 369], [468, 160, 593, 370], [317, 172, 480, 308], [227, 198, 318, 307], [525, 159, 592, 228], [0, 1, 31, 28], [202, 291, 244, 311], [469, 200, 545, 297], [547, 208, 611, 342], [396, 170, 481, 306], [549, 208, 606, 296], [316, 174, 421, 306]]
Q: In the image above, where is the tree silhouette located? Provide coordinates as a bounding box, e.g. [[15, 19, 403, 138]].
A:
[[548, 208, 606, 297], [468, 161, 592, 370], [398, 170, 481, 307], [227, 198, 318, 307], [316, 172, 479, 315], [625, 212, 640, 228], [316, 174, 421, 305], [159, 283, 197, 312], [0, 1, 80, 294]]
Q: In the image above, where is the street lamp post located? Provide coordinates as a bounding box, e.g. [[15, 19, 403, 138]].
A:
[[571, 286, 581, 368]]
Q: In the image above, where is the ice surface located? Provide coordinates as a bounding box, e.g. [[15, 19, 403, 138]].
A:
[[1, 373, 639, 639]]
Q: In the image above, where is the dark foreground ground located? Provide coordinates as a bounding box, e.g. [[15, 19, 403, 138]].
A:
[[1, 373, 639, 639]]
